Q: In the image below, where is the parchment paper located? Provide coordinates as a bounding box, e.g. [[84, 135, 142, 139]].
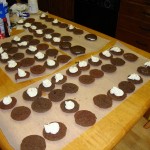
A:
[[0, 41, 150, 150]]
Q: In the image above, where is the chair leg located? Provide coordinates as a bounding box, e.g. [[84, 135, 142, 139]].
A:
[[143, 120, 150, 129]]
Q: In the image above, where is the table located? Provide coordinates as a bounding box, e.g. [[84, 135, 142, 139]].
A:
[[0, 13, 150, 150]]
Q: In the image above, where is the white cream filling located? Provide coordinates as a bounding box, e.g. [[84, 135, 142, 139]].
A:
[[55, 73, 63, 82], [53, 37, 61, 42], [144, 61, 150, 67], [47, 59, 55, 66], [35, 52, 45, 59], [17, 19, 24, 24], [69, 66, 78, 73], [45, 34, 52, 39], [30, 25, 37, 30], [18, 68, 27, 77], [53, 19, 58, 24], [1, 52, 8, 59], [69, 24, 74, 29], [128, 73, 140, 81], [0, 47, 4, 54], [18, 41, 28, 46], [42, 79, 52, 88], [110, 87, 124, 97], [28, 45, 37, 52], [3, 96, 12, 105], [41, 13, 46, 18], [78, 61, 88, 67], [36, 29, 43, 34], [110, 46, 121, 52], [91, 56, 100, 62], [8, 60, 17, 68], [27, 88, 38, 97], [65, 100, 75, 110], [102, 50, 111, 57], [44, 122, 60, 134], [24, 22, 31, 27], [13, 36, 20, 42]]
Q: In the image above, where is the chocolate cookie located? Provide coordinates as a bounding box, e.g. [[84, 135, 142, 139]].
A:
[[118, 81, 135, 93], [127, 74, 143, 84], [89, 69, 104, 78], [0, 53, 11, 63], [59, 22, 68, 28], [70, 45, 86, 55], [34, 53, 48, 62], [59, 42, 71, 50], [21, 58, 35, 67], [45, 17, 54, 22], [6, 46, 18, 54], [73, 28, 84, 35], [31, 97, 52, 113], [57, 55, 71, 63], [23, 88, 42, 101], [12, 53, 25, 60], [21, 135, 46, 150], [62, 83, 79, 93], [24, 18, 35, 23], [88, 58, 102, 66], [5, 62, 20, 72], [29, 39, 40, 45], [74, 110, 96, 127], [39, 82, 55, 92], [110, 57, 125, 66], [137, 66, 150, 76], [107, 88, 127, 101], [21, 35, 33, 42], [77, 63, 90, 71], [99, 51, 113, 60], [48, 89, 65, 102], [60, 99, 79, 113], [51, 75, 67, 84], [101, 64, 117, 73], [109, 47, 124, 55], [30, 65, 46, 74], [46, 49, 58, 57], [37, 43, 49, 51], [85, 34, 97, 41], [66, 67, 81, 77], [79, 75, 95, 84], [51, 32, 61, 37], [11, 106, 31, 121], [15, 71, 30, 81], [43, 28, 54, 34], [1, 42, 12, 50], [93, 94, 112, 108], [0, 97, 17, 110], [44, 60, 59, 69], [43, 122, 67, 141], [123, 53, 138, 62], [61, 36, 72, 42]]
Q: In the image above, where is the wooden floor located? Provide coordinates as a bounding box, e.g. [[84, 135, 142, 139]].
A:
[[113, 117, 150, 150]]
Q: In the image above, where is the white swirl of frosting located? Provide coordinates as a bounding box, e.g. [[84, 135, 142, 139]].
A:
[[78, 61, 88, 67], [30, 25, 37, 30], [47, 59, 55, 66], [41, 13, 46, 17], [36, 29, 43, 34], [91, 56, 100, 62], [110, 46, 121, 52], [55, 73, 63, 82], [45, 34, 52, 39], [53, 37, 61, 42], [13, 36, 20, 42], [44, 122, 60, 134], [8, 60, 17, 68], [102, 50, 111, 57], [0, 47, 4, 54], [35, 52, 45, 59], [69, 66, 78, 73], [144, 61, 150, 67], [27, 88, 38, 97], [28, 45, 37, 52], [42, 79, 52, 88], [17, 19, 24, 24], [110, 87, 124, 97], [53, 19, 58, 23], [18, 41, 28, 46], [69, 24, 74, 29], [24, 23, 31, 27], [3, 96, 12, 105], [18, 68, 27, 77], [128, 73, 140, 81], [1, 52, 8, 59], [65, 100, 75, 110]]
